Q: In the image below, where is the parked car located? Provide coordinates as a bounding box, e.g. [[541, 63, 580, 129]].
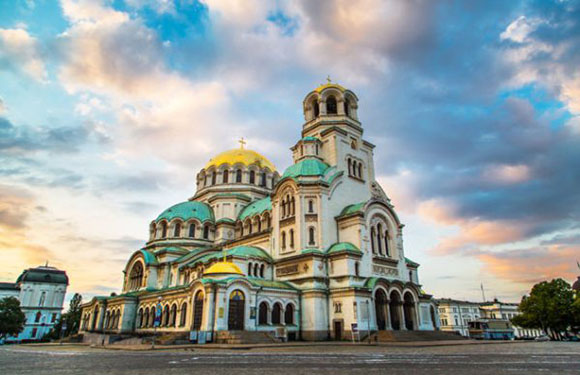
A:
[[534, 335, 550, 342]]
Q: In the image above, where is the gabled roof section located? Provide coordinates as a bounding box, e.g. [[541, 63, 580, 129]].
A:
[[337, 201, 367, 219], [327, 242, 363, 256], [405, 257, 420, 267], [238, 197, 271, 221]]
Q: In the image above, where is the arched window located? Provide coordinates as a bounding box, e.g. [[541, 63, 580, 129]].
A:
[[291, 197, 295, 215], [355, 262, 360, 277], [180, 303, 187, 327], [289, 229, 294, 248], [281, 199, 286, 217], [260, 264, 265, 278], [247, 220, 253, 234], [312, 99, 319, 117], [384, 230, 390, 256], [137, 308, 143, 328], [129, 262, 144, 291], [248, 262, 253, 276], [143, 308, 149, 328], [281, 231, 286, 249], [188, 223, 196, 238], [203, 225, 210, 239], [250, 170, 255, 184], [370, 227, 376, 253], [170, 304, 177, 327], [161, 222, 167, 238], [272, 303, 282, 324], [308, 200, 314, 213], [254, 263, 259, 277], [285, 304, 294, 325], [260, 172, 266, 186], [211, 172, 216, 185], [223, 170, 229, 183], [259, 302, 268, 325], [347, 158, 352, 176], [162, 305, 169, 327], [173, 222, 181, 237], [377, 223, 383, 255], [345, 98, 350, 117], [236, 169, 242, 183], [193, 291, 204, 330], [257, 219, 262, 232], [358, 163, 362, 178], [326, 96, 337, 114], [308, 227, 315, 245]]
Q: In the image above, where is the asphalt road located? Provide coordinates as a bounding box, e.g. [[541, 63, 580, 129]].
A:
[[1, 342, 579, 375]]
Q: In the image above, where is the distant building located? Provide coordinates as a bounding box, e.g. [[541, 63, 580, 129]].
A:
[[480, 300, 542, 338], [435, 299, 481, 336], [1, 265, 69, 342]]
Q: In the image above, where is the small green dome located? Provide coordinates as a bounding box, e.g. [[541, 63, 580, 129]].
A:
[[156, 201, 214, 223], [281, 158, 330, 180]]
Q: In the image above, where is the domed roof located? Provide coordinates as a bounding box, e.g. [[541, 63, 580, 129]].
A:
[[156, 201, 214, 223], [203, 261, 244, 276], [281, 158, 330, 180], [204, 148, 276, 171], [314, 82, 346, 93]]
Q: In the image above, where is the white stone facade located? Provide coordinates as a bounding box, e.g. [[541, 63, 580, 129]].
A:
[[80, 83, 436, 341]]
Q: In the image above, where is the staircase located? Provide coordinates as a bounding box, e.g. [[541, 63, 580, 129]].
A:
[[141, 332, 190, 345], [373, 330, 467, 342], [215, 330, 279, 344]]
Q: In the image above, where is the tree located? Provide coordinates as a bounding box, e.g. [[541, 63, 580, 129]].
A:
[[512, 278, 574, 339], [43, 293, 83, 341], [0, 297, 26, 340]]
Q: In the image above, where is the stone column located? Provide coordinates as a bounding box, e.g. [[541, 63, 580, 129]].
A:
[[399, 302, 407, 331], [385, 299, 392, 330]]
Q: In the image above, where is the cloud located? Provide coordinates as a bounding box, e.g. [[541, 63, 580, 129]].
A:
[[0, 27, 47, 81]]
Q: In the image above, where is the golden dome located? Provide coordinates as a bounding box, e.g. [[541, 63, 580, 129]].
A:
[[204, 148, 276, 171], [203, 261, 244, 276], [314, 82, 346, 93]]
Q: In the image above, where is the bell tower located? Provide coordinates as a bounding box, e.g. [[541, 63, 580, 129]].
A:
[[300, 80, 375, 185]]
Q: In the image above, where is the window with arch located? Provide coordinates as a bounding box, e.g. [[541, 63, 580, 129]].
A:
[[358, 163, 362, 178], [281, 231, 286, 250], [254, 263, 259, 277], [326, 96, 337, 114], [384, 230, 390, 256], [260, 264, 265, 278], [249, 170, 255, 184], [223, 169, 229, 183], [345, 98, 351, 117], [347, 158, 352, 176], [173, 222, 181, 237], [289, 229, 294, 248], [180, 303, 187, 327], [312, 99, 319, 118], [142, 308, 149, 328], [236, 169, 242, 183], [308, 199, 314, 213], [355, 262, 360, 277], [308, 227, 315, 246], [203, 225, 210, 239], [128, 262, 144, 291], [170, 304, 177, 327], [377, 223, 383, 255], [160, 222, 167, 238], [188, 223, 196, 238], [272, 303, 282, 324], [260, 172, 266, 187], [370, 227, 376, 253], [285, 304, 294, 325], [211, 172, 216, 185], [258, 302, 268, 325], [248, 262, 253, 276]]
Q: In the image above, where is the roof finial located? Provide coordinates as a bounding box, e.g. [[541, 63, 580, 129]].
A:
[[326, 75, 332, 84], [238, 137, 246, 149]]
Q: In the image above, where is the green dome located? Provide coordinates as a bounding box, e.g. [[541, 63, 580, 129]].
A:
[[156, 201, 214, 223], [281, 158, 330, 180], [238, 197, 271, 221]]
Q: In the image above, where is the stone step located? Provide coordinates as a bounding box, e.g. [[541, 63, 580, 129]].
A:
[[374, 330, 466, 342]]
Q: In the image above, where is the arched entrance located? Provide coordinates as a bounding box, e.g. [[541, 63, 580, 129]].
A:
[[389, 291, 401, 330], [375, 289, 388, 330], [193, 291, 204, 330], [228, 290, 245, 330], [403, 292, 416, 331]]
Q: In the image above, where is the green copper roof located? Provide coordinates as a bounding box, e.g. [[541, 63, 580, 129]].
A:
[[140, 250, 159, 265], [16, 267, 68, 285], [156, 201, 214, 223], [182, 246, 272, 269], [247, 278, 297, 290], [405, 257, 420, 267], [301, 248, 325, 255], [338, 201, 367, 217], [281, 158, 330, 180], [211, 193, 251, 200], [238, 197, 271, 221], [302, 136, 320, 142], [216, 218, 235, 224], [153, 246, 189, 255], [327, 242, 363, 255]]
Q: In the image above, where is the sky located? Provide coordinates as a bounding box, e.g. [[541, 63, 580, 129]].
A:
[[1, 0, 579, 306]]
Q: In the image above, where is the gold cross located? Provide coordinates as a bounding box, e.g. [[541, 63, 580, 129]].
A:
[[238, 137, 246, 149], [326, 75, 332, 84]]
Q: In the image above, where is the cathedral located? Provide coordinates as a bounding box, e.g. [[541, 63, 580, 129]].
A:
[[79, 82, 439, 342]]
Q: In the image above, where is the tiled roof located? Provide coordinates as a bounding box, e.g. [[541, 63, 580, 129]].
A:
[[238, 197, 271, 221]]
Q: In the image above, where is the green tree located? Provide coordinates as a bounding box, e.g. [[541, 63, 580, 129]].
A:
[[512, 278, 574, 339], [0, 297, 26, 340], [43, 293, 83, 341]]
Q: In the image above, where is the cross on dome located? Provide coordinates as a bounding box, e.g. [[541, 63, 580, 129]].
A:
[[238, 137, 247, 149]]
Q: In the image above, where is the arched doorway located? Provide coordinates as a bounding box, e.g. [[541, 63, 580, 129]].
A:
[[389, 291, 401, 330], [375, 289, 388, 330], [193, 291, 204, 330], [228, 290, 245, 330], [403, 292, 416, 331]]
